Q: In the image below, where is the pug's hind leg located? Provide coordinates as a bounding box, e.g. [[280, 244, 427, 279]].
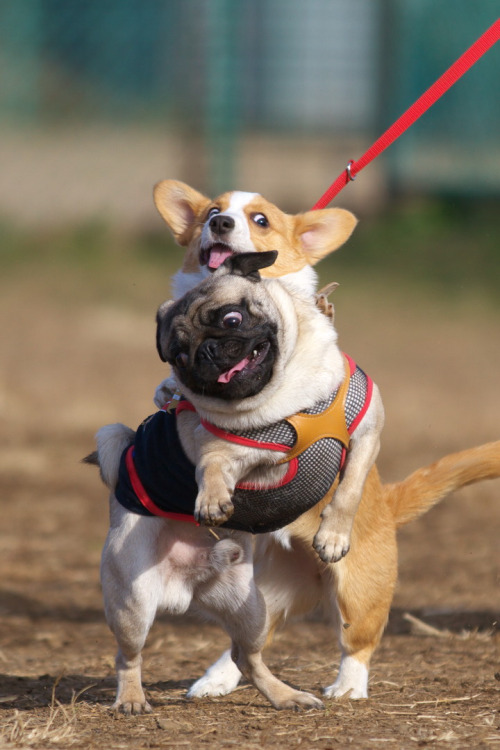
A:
[[101, 518, 160, 715], [196, 538, 323, 711], [106, 600, 155, 715]]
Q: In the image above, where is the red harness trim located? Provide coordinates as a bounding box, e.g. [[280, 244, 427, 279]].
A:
[[312, 19, 500, 209], [342, 353, 374, 435], [124, 444, 199, 524], [200, 415, 298, 491], [236, 458, 298, 491], [200, 419, 291, 453]]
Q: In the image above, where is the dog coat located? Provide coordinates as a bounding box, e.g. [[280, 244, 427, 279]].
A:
[[115, 354, 373, 533]]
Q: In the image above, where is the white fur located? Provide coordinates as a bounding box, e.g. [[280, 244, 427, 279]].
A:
[[200, 191, 258, 255], [280, 265, 319, 297], [323, 655, 369, 699], [187, 648, 241, 698]]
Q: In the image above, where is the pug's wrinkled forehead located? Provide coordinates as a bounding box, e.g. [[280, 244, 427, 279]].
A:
[[156, 251, 278, 362]]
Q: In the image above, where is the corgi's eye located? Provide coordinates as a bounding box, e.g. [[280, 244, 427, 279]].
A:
[[222, 311, 243, 329], [252, 213, 269, 228], [207, 206, 220, 220]]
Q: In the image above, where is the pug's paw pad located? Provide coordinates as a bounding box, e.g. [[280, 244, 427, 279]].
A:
[[313, 528, 350, 564]]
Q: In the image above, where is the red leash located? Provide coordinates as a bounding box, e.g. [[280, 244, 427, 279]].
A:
[[312, 18, 500, 210]]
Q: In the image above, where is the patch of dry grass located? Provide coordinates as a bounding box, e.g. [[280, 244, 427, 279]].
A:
[[0, 678, 93, 748]]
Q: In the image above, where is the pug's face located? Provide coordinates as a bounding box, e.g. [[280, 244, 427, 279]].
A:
[[156, 252, 280, 401]]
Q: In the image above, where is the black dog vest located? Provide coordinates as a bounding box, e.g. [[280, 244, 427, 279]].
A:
[[115, 354, 373, 533]]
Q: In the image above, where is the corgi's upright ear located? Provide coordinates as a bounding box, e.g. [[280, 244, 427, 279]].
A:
[[294, 208, 357, 265], [154, 180, 212, 247]]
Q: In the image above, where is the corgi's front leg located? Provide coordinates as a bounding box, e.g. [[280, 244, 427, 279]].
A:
[[314, 385, 384, 563]]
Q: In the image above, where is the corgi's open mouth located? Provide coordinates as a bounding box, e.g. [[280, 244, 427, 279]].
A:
[[200, 243, 235, 271]]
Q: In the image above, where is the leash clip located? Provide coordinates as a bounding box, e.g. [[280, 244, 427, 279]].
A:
[[346, 160, 356, 182]]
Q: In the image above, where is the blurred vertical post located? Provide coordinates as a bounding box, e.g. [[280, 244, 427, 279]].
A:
[[0, 0, 42, 123], [204, 0, 241, 194]]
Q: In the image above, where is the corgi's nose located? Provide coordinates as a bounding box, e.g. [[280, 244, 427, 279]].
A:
[[209, 213, 235, 235]]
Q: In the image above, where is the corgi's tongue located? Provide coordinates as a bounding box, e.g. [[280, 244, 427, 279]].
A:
[[217, 356, 251, 383], [208, 247, 233, 269]]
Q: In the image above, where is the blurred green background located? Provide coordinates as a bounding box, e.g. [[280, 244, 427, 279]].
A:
[[0, 0, 499, 303]]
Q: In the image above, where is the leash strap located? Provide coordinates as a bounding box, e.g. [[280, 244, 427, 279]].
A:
[[312, 18, 500, 209]]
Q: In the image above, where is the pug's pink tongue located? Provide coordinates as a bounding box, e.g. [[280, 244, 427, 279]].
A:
[[208, 248, 233, 269], [218, 356, 251, 383]]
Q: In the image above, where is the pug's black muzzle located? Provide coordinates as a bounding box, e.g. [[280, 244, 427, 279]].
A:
[[176, 325, 278, 400]]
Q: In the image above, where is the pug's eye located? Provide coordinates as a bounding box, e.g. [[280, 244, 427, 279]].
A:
[[175, 352, 188, 368], [251, 213, 269, 228], [222, 311, 243, 329], [207, 206, 220, 220]]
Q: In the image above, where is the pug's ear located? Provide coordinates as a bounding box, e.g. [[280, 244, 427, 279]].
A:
[[155, 299, 176, 362], [223, 250, 278, 282]]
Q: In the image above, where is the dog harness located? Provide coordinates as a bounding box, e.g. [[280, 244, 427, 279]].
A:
[[114, 354, 373, 533]]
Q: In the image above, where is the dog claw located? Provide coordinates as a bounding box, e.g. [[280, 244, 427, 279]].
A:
[[113, 700, 153, 716], [195, 501, 234, 526], [313, 533, 350, 564], [272, 691, 324, 711]]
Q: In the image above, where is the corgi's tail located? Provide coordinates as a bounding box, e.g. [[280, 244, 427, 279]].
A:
[[386, 441, 500, 528]]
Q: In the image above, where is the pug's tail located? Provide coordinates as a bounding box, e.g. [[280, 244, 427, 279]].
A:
[[386, 441, 500, 528], [83, 423, 135, 489]]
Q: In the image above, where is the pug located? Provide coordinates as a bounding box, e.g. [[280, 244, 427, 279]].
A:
[[92, 250, 383, 712]]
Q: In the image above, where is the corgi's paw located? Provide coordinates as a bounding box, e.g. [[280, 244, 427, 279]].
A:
[[187, 651, 241, 698]]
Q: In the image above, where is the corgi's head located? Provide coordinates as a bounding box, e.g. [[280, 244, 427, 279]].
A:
[[154, 180, 357, 295]]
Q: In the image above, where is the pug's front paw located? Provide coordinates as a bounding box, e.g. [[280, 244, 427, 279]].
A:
[[195, 492, 234, 527], [153, 378, 175, 409], [313, 525, 350, 564]]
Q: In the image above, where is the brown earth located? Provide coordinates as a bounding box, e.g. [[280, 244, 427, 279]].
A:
[[1, 260, 499, 749]]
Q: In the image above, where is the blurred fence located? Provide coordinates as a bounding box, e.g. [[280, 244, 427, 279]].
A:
[[0, 0, 499, 228]]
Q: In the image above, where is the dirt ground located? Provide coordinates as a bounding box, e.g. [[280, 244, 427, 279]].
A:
[[1, 260, 499, 749]]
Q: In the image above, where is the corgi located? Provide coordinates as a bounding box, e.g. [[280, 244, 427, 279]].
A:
[[153, 179, 357, 299]]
